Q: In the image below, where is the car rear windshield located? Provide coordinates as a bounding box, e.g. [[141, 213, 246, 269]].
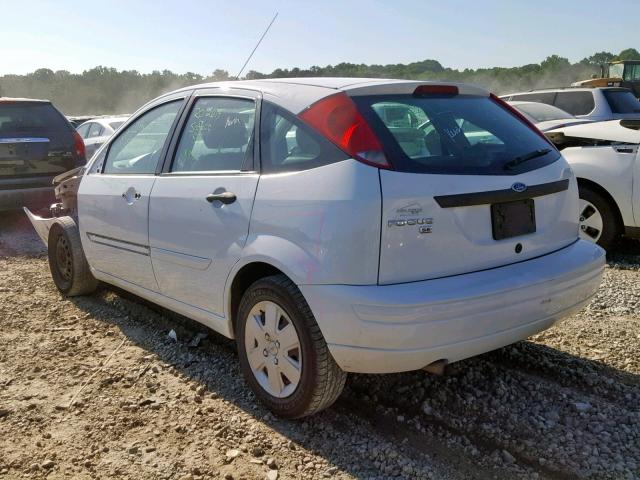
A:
[[603, 89, 640, 114], [354, 94, 560, 175], [0, 102, 69, 137]]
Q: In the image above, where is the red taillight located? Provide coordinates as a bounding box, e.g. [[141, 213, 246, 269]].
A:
[[490, 93, 557, 149], [73, 130, 86, 164], [299, 92, 391, 169], [413, 85, 458, 96]]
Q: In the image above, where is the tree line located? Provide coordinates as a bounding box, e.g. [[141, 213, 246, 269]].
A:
[[1, 48, 638, 116]]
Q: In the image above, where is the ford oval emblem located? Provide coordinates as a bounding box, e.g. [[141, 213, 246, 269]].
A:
[[512, 182, 527, 193]]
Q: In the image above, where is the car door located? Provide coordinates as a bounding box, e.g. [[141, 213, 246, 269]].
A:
[[148, 89, 260, 317], [78, 93, 189, 290]]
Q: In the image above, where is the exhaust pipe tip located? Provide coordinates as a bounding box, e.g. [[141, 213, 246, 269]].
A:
[[422, 359, 448, 376]]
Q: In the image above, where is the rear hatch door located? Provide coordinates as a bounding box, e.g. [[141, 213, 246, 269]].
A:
[[0, 101, 76, 180], [353, 90, 579, 284]]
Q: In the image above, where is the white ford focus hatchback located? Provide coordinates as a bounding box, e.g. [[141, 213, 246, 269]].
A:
[[27, 78, 605, 418]]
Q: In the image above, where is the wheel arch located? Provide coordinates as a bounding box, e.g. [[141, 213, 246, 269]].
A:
[[225, 260, 292, 338], [576, 177, 624, 230]]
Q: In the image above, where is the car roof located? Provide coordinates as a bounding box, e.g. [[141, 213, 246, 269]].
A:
[[158, 77, 490, 114], [0, 96, 50, 103], [504, 86, 630, 96]]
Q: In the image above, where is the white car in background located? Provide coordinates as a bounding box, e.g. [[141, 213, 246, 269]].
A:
[[502, 87, 640, 122], [508, 101, 593, 132], [76, 116, 128, 158], [546, 119, 640, 249], [25, 78, 604, 417]]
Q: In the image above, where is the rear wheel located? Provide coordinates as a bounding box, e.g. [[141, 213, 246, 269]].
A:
[[48, 217, 98, 296], [236, 275, 346, 418], [578, 186, 620, 251]]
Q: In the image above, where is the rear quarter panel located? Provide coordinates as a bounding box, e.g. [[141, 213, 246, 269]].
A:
[[237, 159, 381, 286]]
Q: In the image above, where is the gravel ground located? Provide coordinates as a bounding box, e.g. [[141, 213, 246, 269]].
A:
[[0, 210, 638, 480]]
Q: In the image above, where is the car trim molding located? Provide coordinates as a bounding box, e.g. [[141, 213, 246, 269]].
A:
[[86, 232, 150, 256], [434, 179, 569, 208]]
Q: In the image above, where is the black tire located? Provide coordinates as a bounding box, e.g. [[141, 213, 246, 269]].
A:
[[47, 217, 98, 296], [236, 275, 347, 418], [578, 186, 620, 251]]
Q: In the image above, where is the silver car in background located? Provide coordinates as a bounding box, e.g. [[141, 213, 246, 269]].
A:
[[76, 116, 128, 158]]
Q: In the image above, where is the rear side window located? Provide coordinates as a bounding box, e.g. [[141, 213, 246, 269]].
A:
[[508, 92, 555, 105], [103, 101, 181, 174], [603, 90, 640, 114], [76, 123, 91, 138], [0, 103, 69, 136], [260, 102, 347, 173], [355, 94, 559, 175], [172, 97, 255, 173], [554, 91, 595, 115], [87, 123, 104, 138]]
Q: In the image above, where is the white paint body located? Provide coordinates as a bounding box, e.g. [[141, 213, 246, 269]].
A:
[[53, 78, 606, 374], [547, 120, 640, 228]]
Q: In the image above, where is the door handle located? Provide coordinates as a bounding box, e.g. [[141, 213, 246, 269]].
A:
[[206, 191, 236, 205], [122, 190, 141, 202]]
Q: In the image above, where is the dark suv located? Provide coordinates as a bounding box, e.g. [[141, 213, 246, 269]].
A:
[[0, 98, 86, 211]]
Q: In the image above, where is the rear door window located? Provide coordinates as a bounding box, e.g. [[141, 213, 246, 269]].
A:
[[602, 89, 640, 114], [171, 97, 255, 173], [354, 94, 559, 175], [553, 91, 595, 115]]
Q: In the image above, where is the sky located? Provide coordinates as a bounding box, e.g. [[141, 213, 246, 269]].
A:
[[0, 0, 638, 76]]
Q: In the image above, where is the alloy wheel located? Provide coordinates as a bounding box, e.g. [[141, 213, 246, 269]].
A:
[[579, 198, 603, 243]]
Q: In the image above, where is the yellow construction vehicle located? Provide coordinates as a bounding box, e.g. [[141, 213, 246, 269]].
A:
[[572, 60, 640, 98]]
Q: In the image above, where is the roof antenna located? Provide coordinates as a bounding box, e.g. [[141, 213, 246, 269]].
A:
[[235, 12, 278, 80]]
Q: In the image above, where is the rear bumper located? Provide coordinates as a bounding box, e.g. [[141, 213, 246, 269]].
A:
[[0, 177, 55, 211], [300, 240, 605, 373]]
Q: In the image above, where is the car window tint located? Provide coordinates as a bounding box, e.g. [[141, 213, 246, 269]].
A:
[[508, 92, 556, 105], [172, 97, 255, 172], [554, 91, 595, 116], [603, 90, 640, 114], [0, 103, 68, 136], [76, 123, 91, 138], [103, 101, 181, 174], [355, 94, 559, 175], [260, 102, 347, 173]]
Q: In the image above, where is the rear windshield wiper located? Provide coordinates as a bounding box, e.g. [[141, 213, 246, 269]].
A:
[[504, 148, 551, 170]]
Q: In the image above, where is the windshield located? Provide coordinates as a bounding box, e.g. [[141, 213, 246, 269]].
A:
[[603, 90, 640, 114], [355, 94, 559, 175], [513, 102, 574, 122]]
